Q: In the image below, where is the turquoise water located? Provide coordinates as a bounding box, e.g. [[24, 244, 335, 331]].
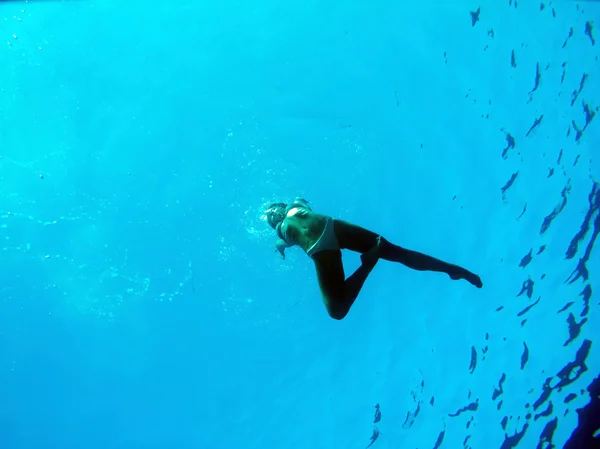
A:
[[1, 1, 599, 448]]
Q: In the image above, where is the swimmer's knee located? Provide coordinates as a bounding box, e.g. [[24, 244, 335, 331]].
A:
[[326, 302, 349, 320], [329, 310, 347, 320]]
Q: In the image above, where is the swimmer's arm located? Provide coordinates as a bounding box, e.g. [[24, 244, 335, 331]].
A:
[[275, 239, 293, 259], [294, 197, 311, 211]]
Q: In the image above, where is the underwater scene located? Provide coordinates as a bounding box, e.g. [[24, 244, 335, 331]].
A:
[[1, 1, 599, 448]]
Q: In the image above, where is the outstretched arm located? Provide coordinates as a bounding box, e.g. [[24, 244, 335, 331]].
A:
[[293, 197, 312, 211]]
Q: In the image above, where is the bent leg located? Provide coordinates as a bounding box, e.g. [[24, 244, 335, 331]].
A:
[[313, 249, 379, 320]]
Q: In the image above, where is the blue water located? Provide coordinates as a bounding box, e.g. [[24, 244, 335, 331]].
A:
[[1, 1, 599, 448]]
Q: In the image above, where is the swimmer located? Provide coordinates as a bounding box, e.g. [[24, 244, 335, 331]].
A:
[[265, 198, 483, 320]]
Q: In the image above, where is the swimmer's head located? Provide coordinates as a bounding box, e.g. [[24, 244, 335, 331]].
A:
[[265, 202, 287, 229]]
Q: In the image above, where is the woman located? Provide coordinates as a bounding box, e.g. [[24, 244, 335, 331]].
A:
[[265, 198, 483, 320]]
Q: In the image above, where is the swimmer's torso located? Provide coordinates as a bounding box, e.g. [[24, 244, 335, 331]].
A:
[[280, 207, 328, 252]]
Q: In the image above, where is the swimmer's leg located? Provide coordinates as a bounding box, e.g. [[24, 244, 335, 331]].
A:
[[312, 244, 380, 320], [334, 220, 483, 288], [379, 238, 483, 288]]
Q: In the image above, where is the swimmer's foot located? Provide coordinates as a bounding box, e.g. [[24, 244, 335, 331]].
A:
[[449, 266, 483, 288], [361, 236, 384, 266]]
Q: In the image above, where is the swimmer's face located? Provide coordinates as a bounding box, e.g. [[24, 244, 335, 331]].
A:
[[265, 205, 286, 229]]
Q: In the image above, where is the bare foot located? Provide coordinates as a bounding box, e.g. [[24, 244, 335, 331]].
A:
[[361, 236, 384, 265], [449, 267, 483, 288]]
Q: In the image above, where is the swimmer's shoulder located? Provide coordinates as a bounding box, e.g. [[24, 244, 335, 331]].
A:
[[286, 197, 313, 216]]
